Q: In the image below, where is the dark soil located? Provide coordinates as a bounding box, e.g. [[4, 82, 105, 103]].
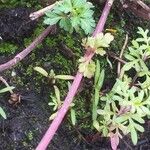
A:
[[0, 7, 37, 44], [0, 3, 150, 150]]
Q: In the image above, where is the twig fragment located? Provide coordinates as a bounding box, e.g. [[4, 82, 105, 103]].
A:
[[29, 3, 56, 20], [107, 52, 127, 64], [136, 0, 150, 12], [117, 34, 128, 77]]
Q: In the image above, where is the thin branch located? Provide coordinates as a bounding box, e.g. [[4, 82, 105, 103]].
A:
[[107, 52, 127, 64], [117, 34, 128, 77], [136, 0, 150, 12], [29, 3, 56, 20], [36, 1, 114, 150], [0, 26, 53, 72], [130, 73, 138, 87]]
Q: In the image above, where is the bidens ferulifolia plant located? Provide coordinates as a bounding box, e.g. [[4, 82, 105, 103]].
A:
[[93, 27, 150, 150]]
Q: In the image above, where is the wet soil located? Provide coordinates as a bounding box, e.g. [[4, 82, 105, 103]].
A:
[[0, 3, 150, 150]]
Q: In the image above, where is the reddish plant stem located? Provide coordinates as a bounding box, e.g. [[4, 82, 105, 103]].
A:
[[36, 1, 114, 150], [92, 0, 113, 37], [0, 26, 53, 72]]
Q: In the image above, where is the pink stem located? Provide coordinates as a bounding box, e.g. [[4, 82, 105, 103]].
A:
[[36, 1, 114, 149], [0, 26, 53, 72]]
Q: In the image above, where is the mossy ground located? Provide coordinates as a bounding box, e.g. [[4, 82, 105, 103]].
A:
[[0, 0, 150, 149]]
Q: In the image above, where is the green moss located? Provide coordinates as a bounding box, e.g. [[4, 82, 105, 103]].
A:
[[45, 37, 57, 48], [24, 24, 45, 48], [26, 130, 34, 141], [0, 0, 42, 8], [0, 42, 18, 54], [33, 25, 45, 37]]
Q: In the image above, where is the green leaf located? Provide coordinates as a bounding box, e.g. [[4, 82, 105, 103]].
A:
[[55, 75, 74, 80], [96, 48, 106, 56], [49, 112, 57, 121], [102, 127, 109, 137], [106, 56, 113, 69], [122, 62, 135, 71], [80, 19, 91, 34], [44, 12, 61, 25], [134, 123, 144, 132], [93, 62, 104, 121], [132, 40, 139, 48], [48, 102, 55, 106], [120, 61, 136, 77], [70, 109, 76, 125], [93, 120, 100, 131], [116, 115, 128, 123], [59, 17, 72, 32], [0, 107, 6, 119], [0, 86, 15, 93], [97, 69, 105, 90], [124, 54, 135, 61], [85, 61, 96, 78], [82, 9, 94, 18], [79, 60, 96, 78], [54, 86, 61, 105], [60, 0, 72, 13], [103, 33, 114, 46], [92, 103, 97, 121], [72, 0, 86, 7], [34, 67, 48, 77], [139, 44, 148, 51], [130, 126, 138, 145], [94, 60, 100, 86], [141, 106, 150, 115], [139, 59, 148, 72], [70, 16, 80, 28]]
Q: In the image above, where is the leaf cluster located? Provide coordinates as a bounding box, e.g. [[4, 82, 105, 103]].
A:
[[34, 67, 76, 125], [34, 66, 74, 84], [78, 57, 96, 78], [93, 27, 150, 149], [44, 0, 95, 34], [48, 84, 76, 125], [121, 27, 150, 78], [78, 32, 114, 78], [82, 33, 114, 55]]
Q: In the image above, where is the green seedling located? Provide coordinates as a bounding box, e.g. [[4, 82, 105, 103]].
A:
[[78, 32, 114, 78], [48, 85, 76, 125], [92, 60, 105, 121], [34, 66, 74, 83], [0, 77, 15, 119]]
